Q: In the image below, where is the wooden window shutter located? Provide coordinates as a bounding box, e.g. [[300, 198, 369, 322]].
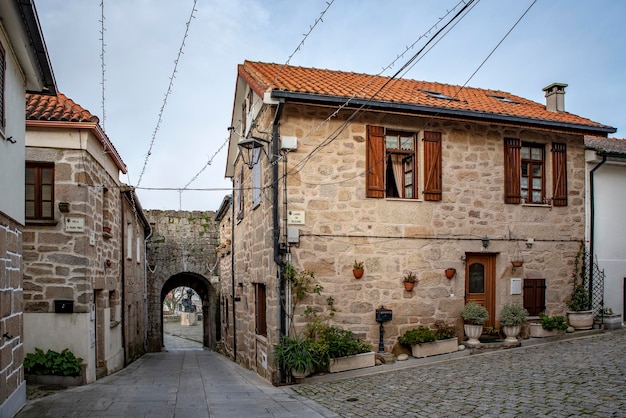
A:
[[504, 138, 521, 204], [236, 167, 244, 220], [366, 125, 385, 198], [423, 131, 442, 201], [551, 143, 568, 206], [0, 41, 5, 128], [523, 278, 546, 316]]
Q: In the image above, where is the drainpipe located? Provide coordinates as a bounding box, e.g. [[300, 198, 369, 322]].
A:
[[120, 192, 126, 365], [589, 154, 607, 307], [271, 101, 285, 382], [143, 213, 153, 354], [230, 179, 236, 361]]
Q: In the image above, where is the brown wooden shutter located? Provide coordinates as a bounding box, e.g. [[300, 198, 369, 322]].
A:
[[423, 131, 442, 201], [366, 125, 385, 198], [237, 167, 244, 220], [523, 278, 546, 316], [551, 143, 568, 206], [504, 138, 521, 204]]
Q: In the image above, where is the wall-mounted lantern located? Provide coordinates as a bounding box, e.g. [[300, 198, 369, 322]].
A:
[[238, 137, 269, 169]]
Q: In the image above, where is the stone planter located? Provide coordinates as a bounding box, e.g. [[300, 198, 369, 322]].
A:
[[602, 314, 623, 330], [463, 324, 483, 346], [567, 310, 594, 330], [529, 323, 565, 338], [291, 368, 310, 379], [501, 325, 521, 343], [329, 351, 375, 373], [411, 338, 458, 358]]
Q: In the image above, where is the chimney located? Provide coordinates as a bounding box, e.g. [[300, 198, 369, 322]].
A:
[[542, 82, 568, 113]]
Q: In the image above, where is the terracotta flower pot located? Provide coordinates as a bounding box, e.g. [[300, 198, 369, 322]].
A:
[[403, 281, 415, 291], [353, 269, 364, 279], [445, 268, 456, 279]]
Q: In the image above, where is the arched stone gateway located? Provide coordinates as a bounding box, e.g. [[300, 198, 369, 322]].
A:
[[143, 210, 220, 352]]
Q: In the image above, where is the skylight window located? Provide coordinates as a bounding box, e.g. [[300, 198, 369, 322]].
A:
[[420, 89, 457, 101], [490, 95, 519, 104]]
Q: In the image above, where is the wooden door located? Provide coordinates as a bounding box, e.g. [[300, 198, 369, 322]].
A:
[[465, 253, 496, 328]]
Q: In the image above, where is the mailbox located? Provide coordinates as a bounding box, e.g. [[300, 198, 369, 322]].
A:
[[376, 306, 392, 323], [54, 299, 74, 314]]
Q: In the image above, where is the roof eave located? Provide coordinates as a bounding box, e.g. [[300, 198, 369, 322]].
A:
[[271, 91, 616, 136]]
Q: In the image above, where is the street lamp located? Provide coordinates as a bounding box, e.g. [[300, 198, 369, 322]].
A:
[[238, 136, 269, 169]]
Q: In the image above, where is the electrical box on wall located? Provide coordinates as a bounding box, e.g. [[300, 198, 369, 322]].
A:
[[281, 136, 297, 150], [287, 227, 299, 244]]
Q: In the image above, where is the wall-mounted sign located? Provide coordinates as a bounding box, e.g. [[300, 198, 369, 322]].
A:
[[65, 217, 85, 232], [287, 210, 305, 225]]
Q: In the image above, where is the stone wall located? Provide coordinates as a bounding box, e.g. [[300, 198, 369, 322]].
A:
[[0, 212, 24, 414]]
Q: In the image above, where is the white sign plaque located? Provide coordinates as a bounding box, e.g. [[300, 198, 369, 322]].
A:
[[65, 217, 85, 232], [287, 210, 305, 225]]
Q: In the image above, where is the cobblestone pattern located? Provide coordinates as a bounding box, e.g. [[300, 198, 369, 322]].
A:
[[293, 330, 626, 417]]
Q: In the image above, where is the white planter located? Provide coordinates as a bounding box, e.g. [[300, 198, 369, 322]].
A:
[[603, 314, 623, 330], [329, 351, 375, 373], [529, 323, 565, 338], [411, 338, 458, 358], [566, 310, 594, 330], [501, 325, 521, 343], [291, 368, 310, 379], [464, 324, 483, 346]]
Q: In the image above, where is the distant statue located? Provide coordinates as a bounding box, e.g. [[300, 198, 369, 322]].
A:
[[181, 289, 196, 313]]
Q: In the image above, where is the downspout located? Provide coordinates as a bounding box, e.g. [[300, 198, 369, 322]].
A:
[[589, 154, 607, 306], [230, 179, 236, 361], [120, 192, 126, 365], [272, 100, 285, 383], [143, 213, 153, 354]]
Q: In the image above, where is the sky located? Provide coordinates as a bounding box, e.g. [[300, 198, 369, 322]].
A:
[[35, 0, 626, 211]]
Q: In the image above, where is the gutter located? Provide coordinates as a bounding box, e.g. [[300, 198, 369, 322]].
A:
[[230, 180, 236, 361], [271, 100, 286, 383], [270, 91, 617, 135], [589, 154, 607, 307]]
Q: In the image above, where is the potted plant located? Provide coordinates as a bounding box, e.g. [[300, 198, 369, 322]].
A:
[[566, 243, 593, 330], [461, 301, 489, 346], [601, 307, 623, 330], [398, 321, 458, 358], [352, 260, 364, 279], [403, 271, 417, 291], [273, 334, 316, 379], [499, 303, 528, 343], [529, 313, 568, 337], [445, 268, 456, 279], [318, 326, 374, 373]]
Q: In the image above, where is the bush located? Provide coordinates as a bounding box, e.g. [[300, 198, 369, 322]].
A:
[[433, 320, 456, 340], [398, 326, 436, 346], [567, 284, 590, 311], [499, 303, 528, 326], [461, 302, 489, 325], [274, 334, 316, 374], [539, 313, 568, 331], [318, 326, 372, 359], [24, 348, 83, 376]]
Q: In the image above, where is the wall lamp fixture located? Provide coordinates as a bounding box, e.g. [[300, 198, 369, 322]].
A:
[[238, 136, 270, 169], [481, 235, 490, 250]]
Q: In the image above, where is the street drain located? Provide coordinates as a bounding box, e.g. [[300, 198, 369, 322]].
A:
[[346, 397, 358, 402]]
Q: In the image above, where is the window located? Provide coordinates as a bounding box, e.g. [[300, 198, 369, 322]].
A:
[[504, 138, 567, 206], [236, 167, 244, 220], [0, 41, 5, 130], [367, 126, 442, 200], [25, 163, 55, 220], [254, 283, 267, 337], [523, 278, 546, 316], [252, 148, 261, 206]]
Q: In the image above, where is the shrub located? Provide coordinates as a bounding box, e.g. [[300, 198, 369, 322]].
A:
[[432, 320, 456, 340], [24, 348, 83, 376], [461, 302, 489, 325], [398, 326, 436, 346], [499, 303, 529, 326], [274, 334, 317, 374], [539, 313, 568, 331], [318, 326, 372, 359]]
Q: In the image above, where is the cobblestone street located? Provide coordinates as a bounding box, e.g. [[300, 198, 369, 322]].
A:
[[294, 329, 626, 417]]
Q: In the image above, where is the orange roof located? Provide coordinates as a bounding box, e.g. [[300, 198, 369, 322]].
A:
[[239, 61, 615, 135], [25, 93, 127, 173]]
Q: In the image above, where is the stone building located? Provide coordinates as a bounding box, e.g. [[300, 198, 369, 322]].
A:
[[144, 210, 220, 352], [0, 1, 56, 416], [220, 61, 617, 384], [22, 93, 150, 383]]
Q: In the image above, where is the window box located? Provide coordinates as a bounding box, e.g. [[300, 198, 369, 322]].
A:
[[529, 323, 565, 338], [410, 338, 458, 358], [328, 351, 375, 373]]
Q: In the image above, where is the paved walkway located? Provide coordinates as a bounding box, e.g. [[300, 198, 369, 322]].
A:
[[17, 328, 626, 417]]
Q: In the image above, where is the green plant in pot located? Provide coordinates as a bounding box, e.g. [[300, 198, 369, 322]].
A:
[[499, 303, 528, 343], [461, 302, 489, 346], [566, 242, 593, 330], [273, 334, 316, 379], [538, 312, 568, 331]]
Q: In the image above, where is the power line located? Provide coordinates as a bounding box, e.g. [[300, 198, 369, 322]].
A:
[[136, 0, 198, 187]]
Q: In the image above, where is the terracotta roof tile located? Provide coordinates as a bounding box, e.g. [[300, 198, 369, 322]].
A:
[[239, 61, 614, 133], [25, 92, 99, 122]]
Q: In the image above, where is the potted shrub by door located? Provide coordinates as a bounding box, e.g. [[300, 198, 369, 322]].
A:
[[461, 302, 489, 346], [352, 260, 364, 279], [499, 303, 528, 343], [566, 283, 593, 330], [403, 271, 417, 291], [398, 321, 458, 358]]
